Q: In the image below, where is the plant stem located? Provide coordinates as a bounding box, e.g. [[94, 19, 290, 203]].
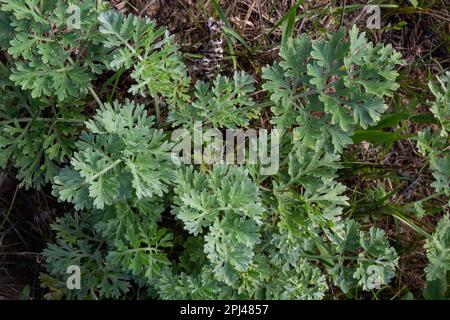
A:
[[87, 159, 122, 183], [0, 118, 84, 126], [154, 94, 161, 126], [404, 192, 446, 206], [88, 85, 104, 108], [0, 185, 18, 231], [391, 212, 431, 238]]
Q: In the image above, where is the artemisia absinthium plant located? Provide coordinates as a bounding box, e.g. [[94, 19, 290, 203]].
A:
[[0, 1, 448, 299]]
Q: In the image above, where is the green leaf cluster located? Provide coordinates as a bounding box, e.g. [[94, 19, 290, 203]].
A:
[[52, 99, 174, 210], [0, 7, 409, 300], [0, 61, 84, 189], [98, 10, 190, 105], [169, 71, 258, 128], [1, 0, 110, 101], [419, 73, 450, 284], [262, 26, 404, 153]]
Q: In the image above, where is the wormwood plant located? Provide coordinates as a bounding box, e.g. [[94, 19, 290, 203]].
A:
[[43, 100, 174, 298], [0, 0, 109, 189], [262, 26, 403, 152], [2, 1, 447, 300], [417, 72, 450, 284], [98, 10, 190, 118], [37, 15, 406, 299], [0, 0, 107, 188], [52, 99, 174, 210], [0, 2, 187, 189], [169, 71, 259, 129], [0, 0, 110, 101], [0, 60, 84, 189], [417, 73, 450, 205]]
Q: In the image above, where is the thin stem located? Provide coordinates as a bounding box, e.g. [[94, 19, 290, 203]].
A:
[[153, 93, 160, 126], [404, 192, 446, 206], [391, 212, 431, 238], [301, 253, 387, 263], [0, 252, 40, 256], [0, 185, 18, 231], [235, 100, 274, 113], [0, 118, 84, 126], [86, 159, 122, 183], [66, 56, 103, 108], [88, 85, 104, 108]]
